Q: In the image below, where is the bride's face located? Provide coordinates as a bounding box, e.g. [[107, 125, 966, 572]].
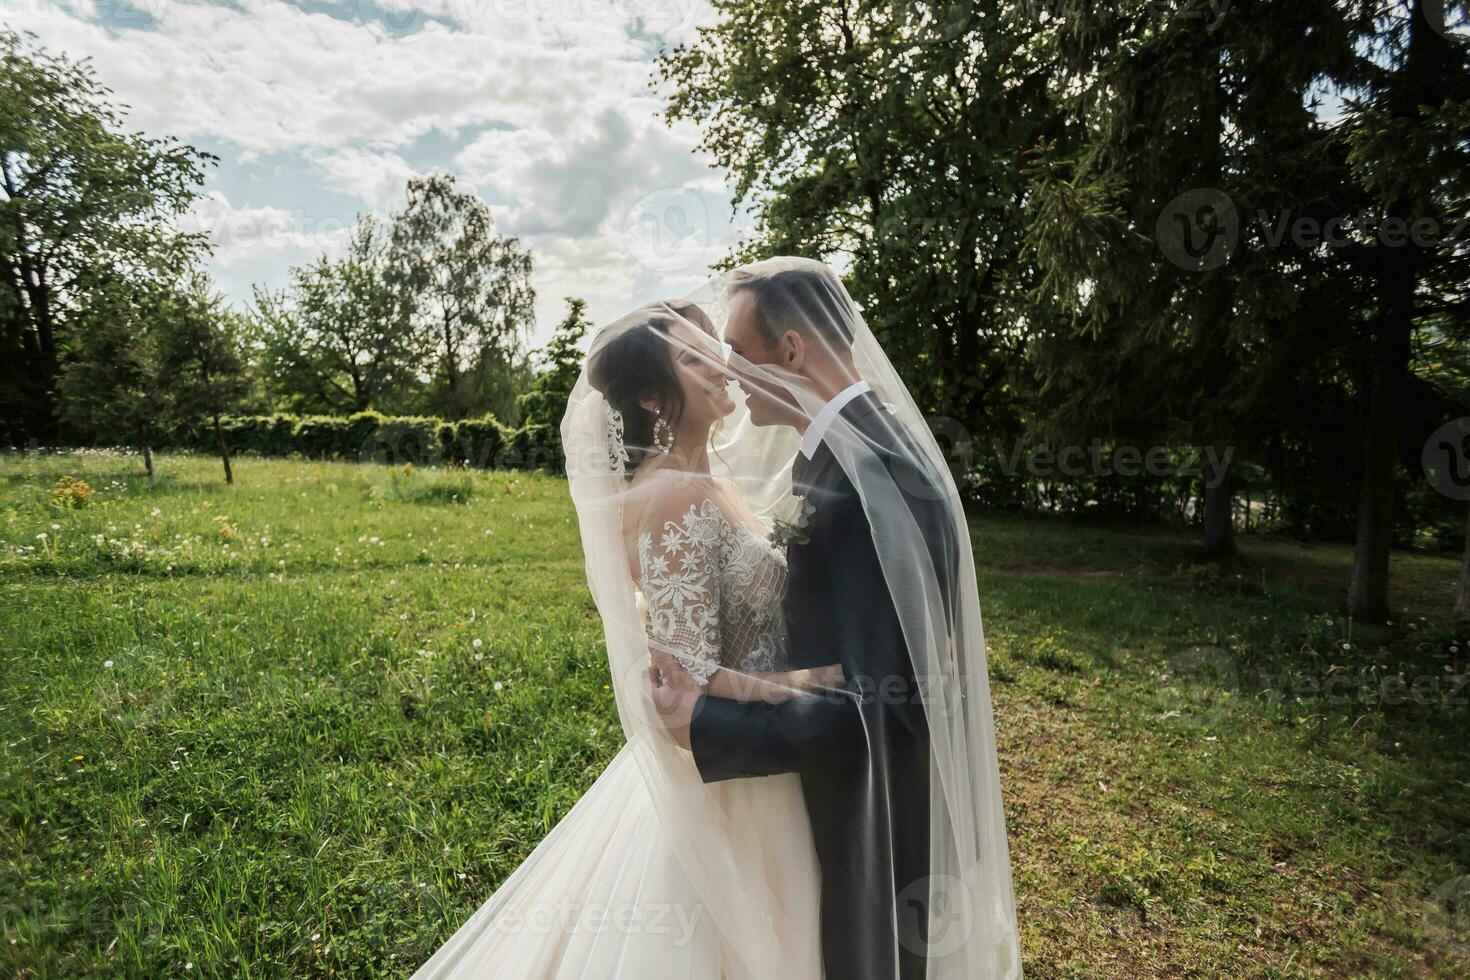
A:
[[665, 320, 735, 430]]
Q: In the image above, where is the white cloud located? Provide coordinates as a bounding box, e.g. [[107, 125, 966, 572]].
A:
[[308, 147, 421, 210], [12, 0, 732, 346]]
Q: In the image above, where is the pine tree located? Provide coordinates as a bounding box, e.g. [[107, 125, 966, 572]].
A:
[[518, 298, 592, 429]]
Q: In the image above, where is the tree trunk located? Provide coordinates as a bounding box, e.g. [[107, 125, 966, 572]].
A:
[[442, 310, 461, 419], [1349, 0, 1453, 621], [1455, 501, 1470, 632], [1446, 502, 1470, 631], [1202, 453, 1236, 557], [1348, 318, 1409, 621], [213, 411, 233, 485]]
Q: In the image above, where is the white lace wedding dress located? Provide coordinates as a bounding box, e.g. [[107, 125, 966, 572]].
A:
[[410, 497, 822, 979]]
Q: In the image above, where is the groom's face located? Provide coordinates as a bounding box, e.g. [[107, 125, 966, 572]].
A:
[[723, 290, 804, 429]]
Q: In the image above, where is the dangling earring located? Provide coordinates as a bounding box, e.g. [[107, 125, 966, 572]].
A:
[[652, 406, 674, 455]]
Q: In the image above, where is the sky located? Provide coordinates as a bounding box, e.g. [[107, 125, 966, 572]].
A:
[[9, 0, 745, 348]]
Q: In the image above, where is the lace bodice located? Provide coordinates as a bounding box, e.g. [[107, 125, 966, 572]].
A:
[[636, 499, 789, 685]]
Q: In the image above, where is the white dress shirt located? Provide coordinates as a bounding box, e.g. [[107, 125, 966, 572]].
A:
[[799, 380, 872, 460]]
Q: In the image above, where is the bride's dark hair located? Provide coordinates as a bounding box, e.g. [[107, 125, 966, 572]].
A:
[[587, 300, 716, 477]]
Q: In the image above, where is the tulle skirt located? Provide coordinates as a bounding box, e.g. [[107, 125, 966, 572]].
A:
[[409, 742, 823, 979]]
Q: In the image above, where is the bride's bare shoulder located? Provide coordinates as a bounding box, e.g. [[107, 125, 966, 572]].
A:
[[624, 470, 725, 531]]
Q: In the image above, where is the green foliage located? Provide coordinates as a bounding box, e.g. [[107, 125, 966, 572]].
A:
[[250, 216, 426, 416], [517, 297, 590, 430], [389, 174, 536, 421], [0, 29, 214, 440], [659, 2, 1052, 440]]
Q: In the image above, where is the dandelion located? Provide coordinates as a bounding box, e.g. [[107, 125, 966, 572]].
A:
[[472, 639, 483, 649], [50, 523, 60, 531], [103, 660, 113, 668], [494, 682, 504, 692], [473, 653, 483, 661]]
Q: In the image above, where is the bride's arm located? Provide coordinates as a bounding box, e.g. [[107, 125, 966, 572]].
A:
[[701, 663, 845, 704]]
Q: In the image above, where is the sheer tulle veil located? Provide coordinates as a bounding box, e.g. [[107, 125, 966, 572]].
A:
[[559, 257, 1021, 978]]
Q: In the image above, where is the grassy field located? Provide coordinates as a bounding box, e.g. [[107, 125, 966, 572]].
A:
[[2, 452, 1467, 978]]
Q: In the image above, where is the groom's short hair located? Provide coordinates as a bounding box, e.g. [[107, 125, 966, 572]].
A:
[[727, 257, 856, 353]]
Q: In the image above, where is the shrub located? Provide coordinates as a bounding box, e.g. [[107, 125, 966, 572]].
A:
[[159, 411, 562, 473], [50, 475, 94, 508]]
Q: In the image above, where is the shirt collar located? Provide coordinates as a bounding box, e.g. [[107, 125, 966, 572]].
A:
[[799, 380, 872, 460]]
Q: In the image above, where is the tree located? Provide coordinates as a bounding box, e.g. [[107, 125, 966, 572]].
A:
[[1339, 0, 1469, 620], [252, 215, 425, 415], [1023, 1, 1382, 558], [158, 273, 251, 484], [0, 29, 213, 440], [389, 174, 535, 420], [56, 273, 171, 479], [660, 2, 1061, 446], [517, 297, 591, 428]]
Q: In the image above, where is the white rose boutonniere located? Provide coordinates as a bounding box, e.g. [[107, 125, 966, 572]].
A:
[[769, 493, 817, 549]]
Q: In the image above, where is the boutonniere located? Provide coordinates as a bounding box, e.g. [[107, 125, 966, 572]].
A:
[[769, 493, 817, 548]]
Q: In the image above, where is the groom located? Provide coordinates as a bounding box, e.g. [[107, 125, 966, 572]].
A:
[[649, 257, 958, 980]]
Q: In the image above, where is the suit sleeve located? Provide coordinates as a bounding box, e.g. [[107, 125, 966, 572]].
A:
[[688, 488, 941, 782]]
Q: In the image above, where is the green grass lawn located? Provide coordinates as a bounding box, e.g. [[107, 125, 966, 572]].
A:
[[2, 452, 1467, 978]]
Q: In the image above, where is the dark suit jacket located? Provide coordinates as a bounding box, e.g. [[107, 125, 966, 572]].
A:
[[689, 392, 958, 980]]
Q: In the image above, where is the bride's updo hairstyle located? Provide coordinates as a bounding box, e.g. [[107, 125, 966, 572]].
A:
[[587, 299, 717, 478]]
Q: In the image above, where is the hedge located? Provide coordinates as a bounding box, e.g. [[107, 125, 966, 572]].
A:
[[158, 412, 567, 473]]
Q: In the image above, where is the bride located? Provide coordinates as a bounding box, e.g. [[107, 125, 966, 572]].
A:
[[409, 297, 833, 979]]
